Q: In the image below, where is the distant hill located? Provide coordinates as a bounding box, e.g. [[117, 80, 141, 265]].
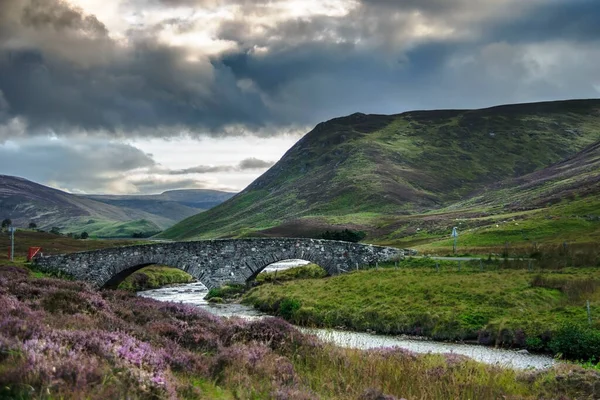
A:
[[0, 176, 235, 238], [158, 99, 600, 245], [84, 190, 235, 223]]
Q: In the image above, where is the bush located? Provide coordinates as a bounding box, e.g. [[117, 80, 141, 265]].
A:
[[548, 325, 600, 361], [279, 298, 301, 320], [319, 229, 367, 243], [205, 284, 246, 301]]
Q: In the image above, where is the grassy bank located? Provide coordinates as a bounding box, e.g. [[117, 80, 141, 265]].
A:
[[2, 264, 600, 399], [243, 259, 600, 361], [118, 266, 195, 291]]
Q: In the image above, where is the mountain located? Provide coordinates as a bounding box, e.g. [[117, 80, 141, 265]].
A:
[[0, 176, 235, 238], [159, 99, 600, 243], [451, 140, 600, 212], [84, 190, 235, 223]]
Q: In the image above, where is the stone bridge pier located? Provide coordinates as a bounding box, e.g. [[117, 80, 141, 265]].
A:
[[34, 238, 404, 289]]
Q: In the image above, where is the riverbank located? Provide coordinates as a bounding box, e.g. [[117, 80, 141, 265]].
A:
[[242, 260, 600, 361], [118, 265, 195, 291], [2, 264, 600, 399]]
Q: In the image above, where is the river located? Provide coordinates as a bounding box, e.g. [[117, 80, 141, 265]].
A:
[[139, 260, 557, 371]]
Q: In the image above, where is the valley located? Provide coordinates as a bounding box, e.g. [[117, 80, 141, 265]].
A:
[[0, 175, 235, 238]]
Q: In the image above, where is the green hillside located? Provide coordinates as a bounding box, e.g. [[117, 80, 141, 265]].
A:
[[159, 99, 600, 247]]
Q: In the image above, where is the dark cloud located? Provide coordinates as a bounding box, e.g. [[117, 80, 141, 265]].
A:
[[167, 165, 234, 175], [165, 157, 274, 175], [0, 138, 155, 193], [238, 157, 275, 169], [0, 0, 599, 141], [0, 0, 276, 137], [21, 0, 108, 35], [127, 178, 210, 194], [485, 0, 600, 44]]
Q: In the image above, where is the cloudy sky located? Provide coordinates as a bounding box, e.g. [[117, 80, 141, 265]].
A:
[[0, 0, 599, 194]]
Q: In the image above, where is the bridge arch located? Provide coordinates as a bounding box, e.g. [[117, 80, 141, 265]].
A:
[[34, 238, 403, 290]]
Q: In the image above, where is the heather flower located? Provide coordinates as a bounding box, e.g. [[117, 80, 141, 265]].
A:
[[273, 386, 319, 400], [443, 352, 471, 368], [368, 346, 418, 361], [360, 388, 404, 400], [235, 317, 307, 352]]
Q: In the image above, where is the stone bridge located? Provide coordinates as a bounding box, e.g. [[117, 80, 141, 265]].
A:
[[34, 238, 403, 289]]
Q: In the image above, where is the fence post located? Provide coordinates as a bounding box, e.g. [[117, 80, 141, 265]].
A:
[[376, 262, 379, 271], [436, 262, 440, 273], [395, 261, 398, 270], [528, 260, 532, 272], [587, 300, 592, 326], [480, 259, 483, 272], [356, 263, 359, 271]]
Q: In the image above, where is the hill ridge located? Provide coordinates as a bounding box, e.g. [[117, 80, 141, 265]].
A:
[[159, 98, 600, 242]]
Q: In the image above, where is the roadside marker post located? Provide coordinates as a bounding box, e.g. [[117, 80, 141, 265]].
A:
[[8, 227, 15, 261], [451, 227, 458, 254]]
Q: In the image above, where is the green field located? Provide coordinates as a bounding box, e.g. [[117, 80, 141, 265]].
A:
[[62, 217, 162, 238], [243, 259, 600, 361]]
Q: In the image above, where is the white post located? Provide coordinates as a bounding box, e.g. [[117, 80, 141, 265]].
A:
[[9, 227, 15, 262]]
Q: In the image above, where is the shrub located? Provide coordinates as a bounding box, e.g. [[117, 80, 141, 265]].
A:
[[205, 284, 246, 301], [279, 298, 301, 320], [525, 337, 545, 352], [319, 229, 367, 243], [548, 325, 600, 361]]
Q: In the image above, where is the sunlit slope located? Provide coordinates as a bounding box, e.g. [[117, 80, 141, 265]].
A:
[[160, 99, 600, 240]]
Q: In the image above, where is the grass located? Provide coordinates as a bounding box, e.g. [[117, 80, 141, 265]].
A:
[[2, 264, 600, 399], [255, 264, 327, 284], [64, 218, 162, 238], [0, 229, 146, 256], [118, 266, 194, 291], [243, 259, 600, 361]]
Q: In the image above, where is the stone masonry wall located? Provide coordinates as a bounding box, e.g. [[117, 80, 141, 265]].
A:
[[34, 238, 404, 289]]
